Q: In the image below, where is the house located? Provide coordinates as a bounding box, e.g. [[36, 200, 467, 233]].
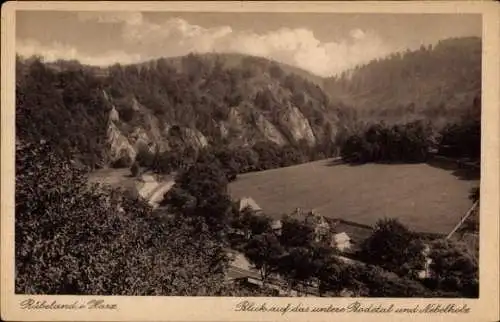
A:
[[327, 218, 373, 254], [299, 209, 331, 243], [238, 197, 263, 214], [332, 232, 352, 252], [271, 219, 283, 236], [287, 208, 337, 244]]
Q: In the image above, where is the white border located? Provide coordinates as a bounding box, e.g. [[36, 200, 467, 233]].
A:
[[2, 2, 499, 322]]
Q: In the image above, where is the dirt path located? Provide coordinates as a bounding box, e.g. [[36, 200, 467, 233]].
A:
[[137, 174, 159, 199], [147, 180, 176, 207]]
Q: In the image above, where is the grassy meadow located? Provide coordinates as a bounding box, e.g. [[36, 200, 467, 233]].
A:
[[229, 158, 479, 234]]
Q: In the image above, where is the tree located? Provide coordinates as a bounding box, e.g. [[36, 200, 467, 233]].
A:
[[438, 117, 480, 160], [213, 146, 239, 182], [359, 218, 426, 278], [176, 160, 229, 198], [279, 215, 315, 249], [277, 247, 314, 293], [135, 146, 155, 168], [111, 154, 133, 168], [428, 239, 478, 297], [243, 232, 285, 286], [253, 141, 282, 170], [278, 244, 337, 295], [234, 208, 272, 239], [469, 187, 480, 203], [316, 258, 346, 296], [351, 264, 434, 297], [163, 160, 232, 235], [130, 161, 140, 177]]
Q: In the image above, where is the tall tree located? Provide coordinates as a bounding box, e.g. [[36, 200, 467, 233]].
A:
[[163, 160, 232, 236], [243, 232, 285, 286], [359, 218, 426, 278], [279, 215, 316, 249]]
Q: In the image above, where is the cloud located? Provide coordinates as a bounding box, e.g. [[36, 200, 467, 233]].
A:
[[350, 28, 366, 40], [122, 16, 395, 76], [18, 13, 398, 76], [16, 38, 142, 66], [76, 11, 143, 25]]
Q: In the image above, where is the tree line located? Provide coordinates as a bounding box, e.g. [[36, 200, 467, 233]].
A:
[[131, 138, 339, 182], [16, 56, 109, 169], [325, 37, 481, 124], [339, 120, 434, 164], [339, 95, 481, 164]]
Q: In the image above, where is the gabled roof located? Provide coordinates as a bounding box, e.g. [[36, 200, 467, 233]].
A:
[[239, 197, 262, 212], [334, 232, 351, 242]]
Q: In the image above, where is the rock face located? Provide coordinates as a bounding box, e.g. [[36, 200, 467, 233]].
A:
[[183, 128, 208, 149], [104, 91, 334, 165], [105, 94, 212, 165], [107, 120, 136, 163], [255, 114, 287, 146], [109, 106, 120, 123], [280, 105, 317, 146], [96, 51, 345, 167]]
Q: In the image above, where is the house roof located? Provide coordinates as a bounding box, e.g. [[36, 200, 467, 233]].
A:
[[239, 197, 262, 212], [334, 232, 351, 242], [328, 219, 373, 244]]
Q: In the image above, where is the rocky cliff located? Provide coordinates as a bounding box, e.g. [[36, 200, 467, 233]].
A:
[[95, 53, 345, 165]]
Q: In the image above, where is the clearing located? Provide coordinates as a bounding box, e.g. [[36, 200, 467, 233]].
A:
[[228, 158, 478, 234]]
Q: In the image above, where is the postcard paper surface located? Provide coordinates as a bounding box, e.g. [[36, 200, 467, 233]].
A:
[[1, 1, 499, 322]]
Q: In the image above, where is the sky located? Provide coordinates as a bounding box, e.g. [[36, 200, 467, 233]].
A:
[[16, 11, 481, 77]]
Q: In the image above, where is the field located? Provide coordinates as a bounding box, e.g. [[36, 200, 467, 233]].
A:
[[229, 159, 479, 234]]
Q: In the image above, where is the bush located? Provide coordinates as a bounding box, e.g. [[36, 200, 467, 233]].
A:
[[428, 239, 479, 297]]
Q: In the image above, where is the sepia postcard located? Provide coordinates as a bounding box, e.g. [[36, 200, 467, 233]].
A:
[[1, 1, 499, 322]]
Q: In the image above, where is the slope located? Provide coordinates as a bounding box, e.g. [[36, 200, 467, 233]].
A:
[[16, 53, 350, 169], [324, 37, 482, 126]]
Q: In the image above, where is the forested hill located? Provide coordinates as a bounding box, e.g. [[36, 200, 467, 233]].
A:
[[324, 37, 481, 125], [16, 53, 354, 169], [16, 36, 481, 169]]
